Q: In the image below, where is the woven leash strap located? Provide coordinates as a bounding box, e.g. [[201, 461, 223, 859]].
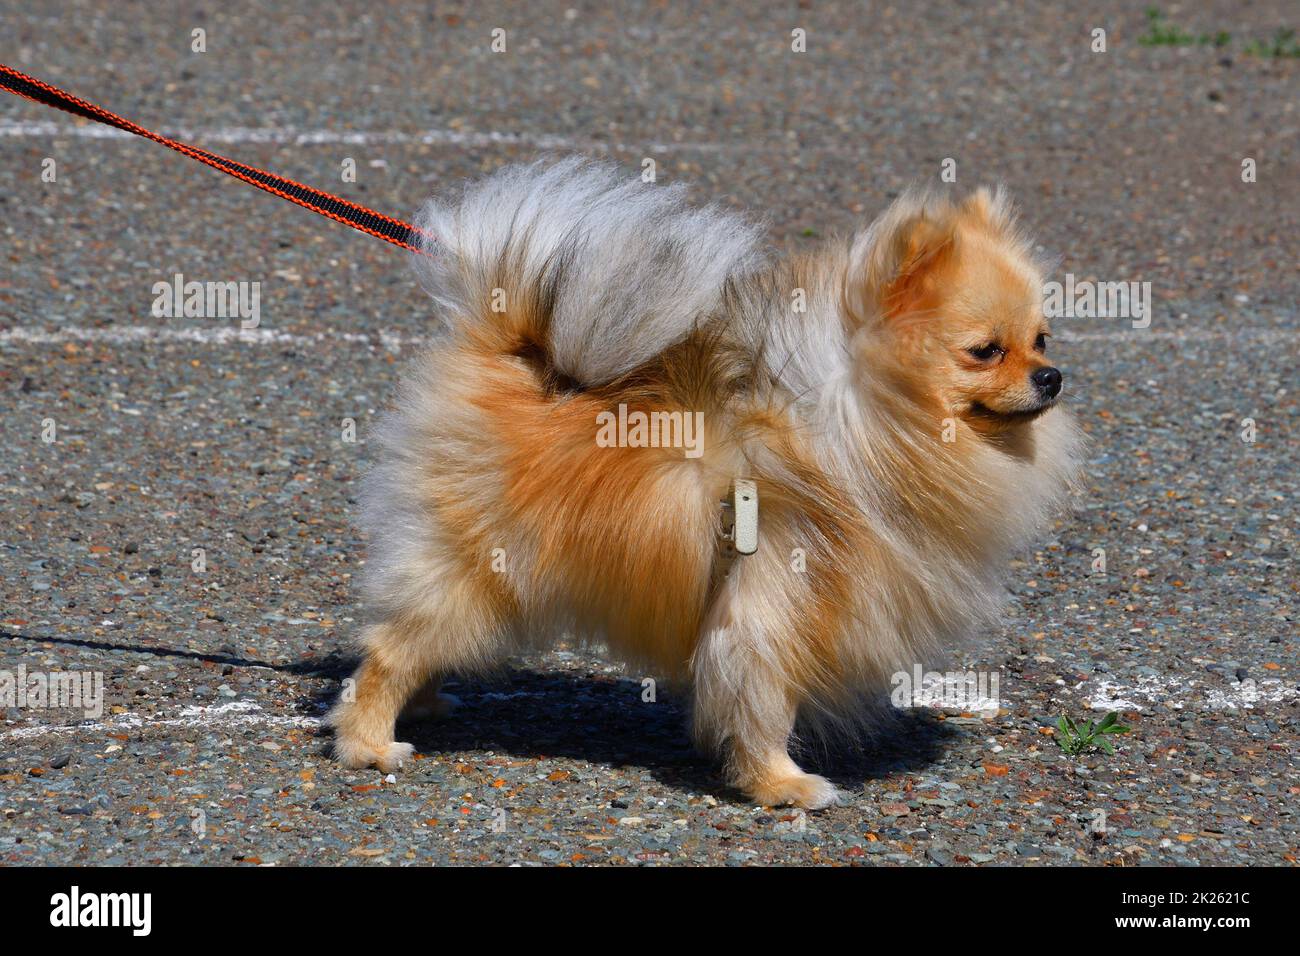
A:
[[0, 62, 430, 254]]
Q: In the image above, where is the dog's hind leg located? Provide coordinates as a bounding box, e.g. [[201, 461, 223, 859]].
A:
[[327, 576, 508, 773]]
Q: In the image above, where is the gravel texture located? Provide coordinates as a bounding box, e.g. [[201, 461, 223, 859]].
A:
[[0, 1, 1296, 866]]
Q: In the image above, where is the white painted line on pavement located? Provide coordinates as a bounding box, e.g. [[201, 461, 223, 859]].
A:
[[1, 324, 1295, 350], [0, 117, 739, 154], [0, 325, 422, 349], [2, 674, 1291, 745], [1078, 675, 1295, 713], [0, 700, 320, 742]]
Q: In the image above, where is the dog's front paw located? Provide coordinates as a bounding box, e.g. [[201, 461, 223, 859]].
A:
[[334, 738, 416, 773], [749, 772, 842, 811]]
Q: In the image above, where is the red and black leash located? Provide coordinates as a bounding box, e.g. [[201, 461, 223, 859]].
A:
[[0, 62, 430, 254]]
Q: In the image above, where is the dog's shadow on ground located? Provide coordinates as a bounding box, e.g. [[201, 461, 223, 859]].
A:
[[303, 659, 959, 802]]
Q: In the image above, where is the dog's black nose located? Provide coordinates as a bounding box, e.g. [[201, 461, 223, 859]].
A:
[[1032, 366, 1062, 399]]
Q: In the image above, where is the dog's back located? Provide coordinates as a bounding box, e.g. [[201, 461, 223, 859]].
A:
[[358, 160, 763, 675]]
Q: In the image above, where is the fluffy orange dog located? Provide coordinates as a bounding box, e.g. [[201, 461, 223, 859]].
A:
[[328, 159, 1081, 809]]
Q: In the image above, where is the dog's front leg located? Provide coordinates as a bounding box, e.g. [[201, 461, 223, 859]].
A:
[[690, 571, 842, 810]]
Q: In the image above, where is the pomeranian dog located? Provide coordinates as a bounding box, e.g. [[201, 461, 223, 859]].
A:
[[327, 158, 1081, 809]]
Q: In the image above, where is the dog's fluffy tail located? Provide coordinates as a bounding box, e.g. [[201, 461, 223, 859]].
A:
[[410, 157, 764, 386]]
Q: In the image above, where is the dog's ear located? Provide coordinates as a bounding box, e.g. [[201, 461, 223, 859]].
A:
[[959, 185, 1015, 234], [848, 191, 957, 325]]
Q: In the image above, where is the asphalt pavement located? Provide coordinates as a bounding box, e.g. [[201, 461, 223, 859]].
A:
[[0, 1, 1296, 865]]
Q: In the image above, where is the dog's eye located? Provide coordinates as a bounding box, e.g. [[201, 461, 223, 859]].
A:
[[1034, 333, 1048, 353], [967, 343, 1003, 362]]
